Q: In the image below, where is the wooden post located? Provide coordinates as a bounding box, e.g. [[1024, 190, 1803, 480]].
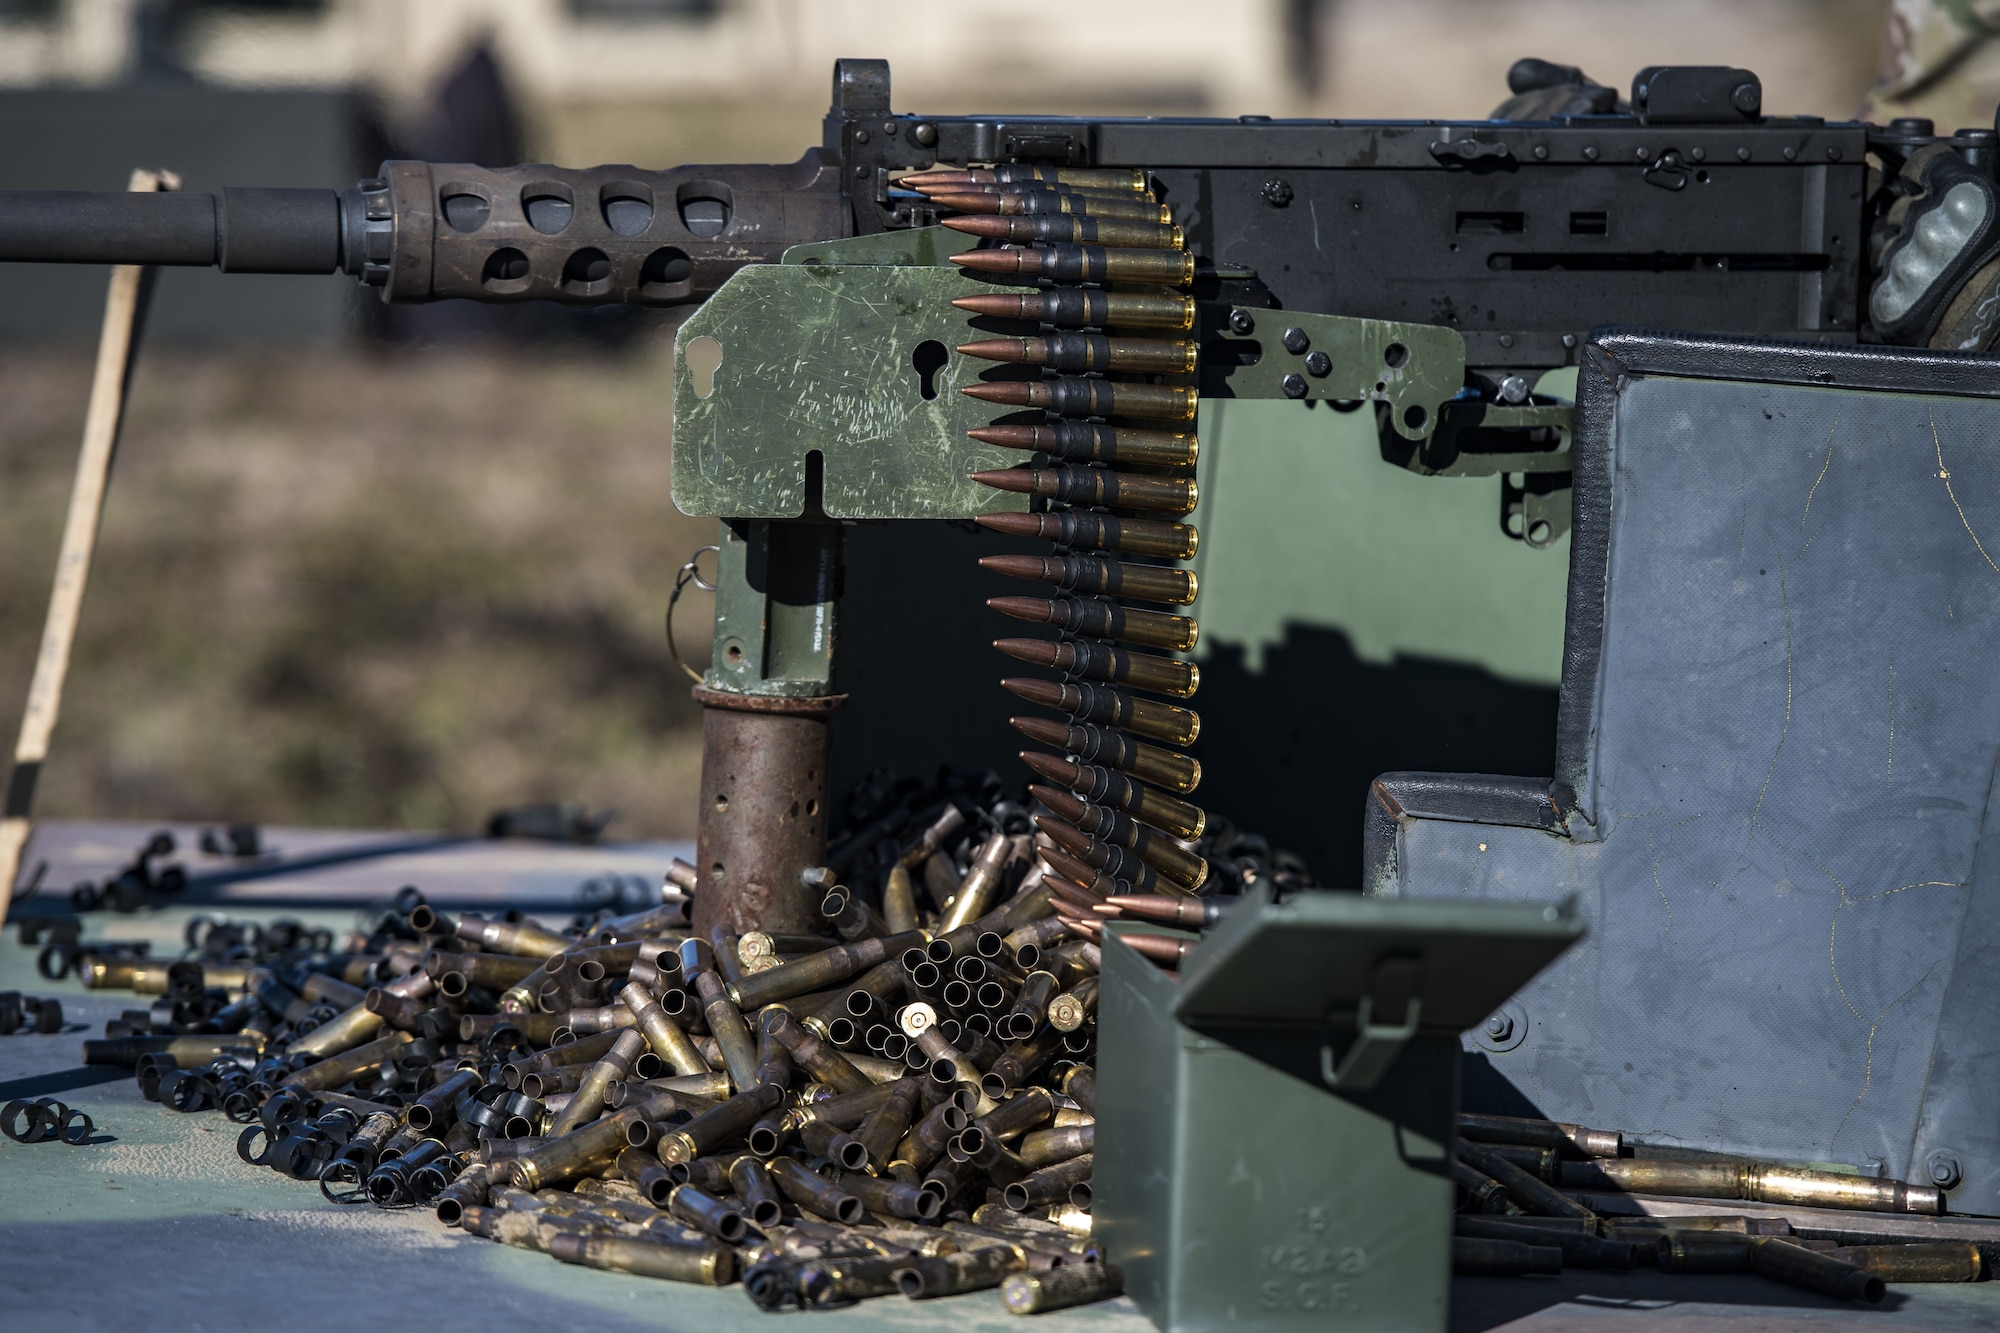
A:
[[0, 168, 179, 924]]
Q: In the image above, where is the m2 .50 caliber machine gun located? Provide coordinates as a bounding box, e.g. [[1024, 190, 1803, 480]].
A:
[[0, 56, 1992, 939]]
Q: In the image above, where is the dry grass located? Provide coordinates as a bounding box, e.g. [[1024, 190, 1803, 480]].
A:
[[0, 338, 715, 838]]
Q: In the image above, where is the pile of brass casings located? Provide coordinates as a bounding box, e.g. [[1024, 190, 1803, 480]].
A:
[[1450, 1113, 1976, 1302]]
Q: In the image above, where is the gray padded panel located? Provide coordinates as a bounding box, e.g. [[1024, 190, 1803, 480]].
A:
[[1390, 335, 2000, 1214]]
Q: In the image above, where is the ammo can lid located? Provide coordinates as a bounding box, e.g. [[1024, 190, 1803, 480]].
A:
[[1167, 882, 1583, 1032]]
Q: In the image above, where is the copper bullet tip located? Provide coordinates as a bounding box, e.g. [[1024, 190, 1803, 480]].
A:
[[1003, 680, 1067, 710], [952, 294, 1030, 319], [988, 597, 1054, 625], [960, 382, 1035, 407], [1028, 785, 1085, 821], [974, 514, 1046, 543], [956, 338, 1029, 364], [925, 191, 1007, 213], [970, 469, 1034, 495], [978, 554, 1045, 580], [950, 249, 1028, 275], [1009, 714, 1069, 746], [1016, 748, 1079, 784], [966, 425, 1041, 449], [940, 215, 1011, 239], [992, 636, 1060, 666]]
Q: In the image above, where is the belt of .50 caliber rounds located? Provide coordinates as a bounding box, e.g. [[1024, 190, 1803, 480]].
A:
[[915, 165, 1210, 910]]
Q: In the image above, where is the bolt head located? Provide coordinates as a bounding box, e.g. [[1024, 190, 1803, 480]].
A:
[[1281, 326, 1310, 355], [1925, 1150, 1962, 1189], [1228, 309, 1256, 335], [1261, 178, 1294, 208], [1280, 373, 1308, 399], [1484, 1013, 1515, 1040], [1304, 350, 1332, 377], [912, 122, 937, 146]]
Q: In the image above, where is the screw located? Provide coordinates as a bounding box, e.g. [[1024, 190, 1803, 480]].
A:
[[1583, 145, 1599, 161], [1533, 144, 1548, 160], [1304, 350, 1331, 377], [1262, 178, 1294, 208], [1738, 146, 1752, 161], [1783, 146, 1797, 160], [854, 129, 869, 145], [882, 121, 898, 136], [1281, 326, 1310, 354], [1228, 309, 1256, 335], [1280, 373, 1307, 399], [1484, 1013, 1514, 1041], [1925, 1150, 1962, 1189]]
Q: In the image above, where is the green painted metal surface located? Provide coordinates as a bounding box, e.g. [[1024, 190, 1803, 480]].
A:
[[782, 224, 980, 267], [1197, 308, 1463, 443], [669, 262, 1027, 521], [1095, 888, 1583, 1333], [1186, 398, 1571, 682], [705, 519, 843, 697]]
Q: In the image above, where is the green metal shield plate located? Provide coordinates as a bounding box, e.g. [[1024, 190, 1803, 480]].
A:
[[670, 263, 1026, 520]]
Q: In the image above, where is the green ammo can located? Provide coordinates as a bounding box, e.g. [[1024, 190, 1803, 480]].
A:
[[1095, 884, 1583, 1331]]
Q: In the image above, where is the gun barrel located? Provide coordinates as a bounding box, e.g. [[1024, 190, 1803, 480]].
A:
[[0, 187, 340, 272]]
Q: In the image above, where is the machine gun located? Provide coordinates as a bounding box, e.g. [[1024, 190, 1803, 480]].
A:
[[0, 56, 1992, 937]]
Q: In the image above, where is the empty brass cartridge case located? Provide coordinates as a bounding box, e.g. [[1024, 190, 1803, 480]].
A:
[[976, 510, 1198, 563], [854, 1076, 922, 1170], [1452, 1237, 1562, 1276], [1004, 1153, 1094, 1212], [1000, 1262, 1124, 1314], [509, 1093, 677, 1190], [727, 931, 925, 1011], [841, 1169, 939, 1220], [1013, 716, 1200, 794], [882, 865, 920, 935], [983, 554, 1197, 608], [549, 1028, 645, 1136], [897, 1244, 1025, 1298], [1749, 1237, 1884, 1302], [616, 1146, 678, 1207], [728, 1154, 785, 1229], [619, 981, 710, 1077], [1017, 1122, 1094, 1169], [545, 1231, 735, 1285], [668, 1183, 747, 1243], [655, 1083, 784, 1165], [962, 377, 1198, 424], [454, 915, 569, 959], [766, 1008, 872, 1095], [994, 636, 1198, 700], [1828, 1243, 1982, 1282], [1459, 1111, 1622, 1158], [769, 1156, 863, 1224], [1460, 1144, 1598, 1221], [939, 832, 1011, 934], [1455, 1216, 1635, 1269], [1045, 978, 1100, 1034], [1557, 1159, 1944, 1214]]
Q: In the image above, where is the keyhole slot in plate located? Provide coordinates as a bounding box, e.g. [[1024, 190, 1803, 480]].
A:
[[911, 340, 949, 400], [686, 336, 723, 399]]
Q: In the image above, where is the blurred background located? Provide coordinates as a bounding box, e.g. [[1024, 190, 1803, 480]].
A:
[[0, 0, 1947, 856]]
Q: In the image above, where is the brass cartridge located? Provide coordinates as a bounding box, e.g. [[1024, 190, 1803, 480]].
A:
[[982, 554, 1196, 606], [977, 511, 1198, 566], [967, 421, 1196, 470], [1013, 716, 1199, 794], [1030, 789, 1207, 889], [1004, 1153, 1093, 1212], [841, 1170, 940, 1220], [619, 981, 710, 1077], [282, 1031, 414, 1092], [766, 1008, 872, 1095], [545, 1231, 735, 1285], [1000, 1262, 1125, 1314], [941, 832, 1012, 934], [726, 931, 925, 1011], [882, 865, 920, 935], [1828, 1242, 1982, 1282], [1458, 1111, 1622, 1158], [548, 1028, 645, 1135], [668, 1183, 746, 1243], [952, 244, 1195, 287], [897, 1244, 1025, 1298], [973, 466, 1198, 517], [910, 165, 1151, 193], [1459, 1143, 1597, 1221], [1454, 1216, 1636, 1269], [959, 330, 1197, 373], [961, 377, 1199, 424], [728, 1154, 785, 1228], [655, 1083, 784, 1165], [1452, 1238, 1562, 1276], [616, 1146, 677, 1206], [927, 188, 1171, 222], [952, 288, 1193, 331], [853, 1076, 922, 1170], [509, 1093, 678, 1190], [454, 915, 569, 959], [1749, 1237, 1884, 1303], [1018, 1123, 1094, 1169], [289, 969, 434, 1061], [769, 1156, 863, 1224]]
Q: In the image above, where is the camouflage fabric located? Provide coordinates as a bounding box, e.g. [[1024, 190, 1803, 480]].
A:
[[1864, 0, 2000, 130]]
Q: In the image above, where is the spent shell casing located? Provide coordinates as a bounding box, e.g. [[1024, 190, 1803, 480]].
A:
[[548, 1028, 646, 1136], [619, 981, 711, 1077], [1454, 1158, 1510, 1214], [616, 1146, 678, 1207], [940, 831, 1012, 933], [988, 596, 1197, 654], [655, 1082, 784, 1165], [1004, 677, 1199, 747], [510, 1095, 675, 1190], [953, 288, 1194, 331], [961, 377, 1197, 424], [908, 165, 1151, 193], [690, 969, 759, 1093], [668, 1183, 747, 1243], [727, 1154, 784, 1229], [727, 931, 925, 1011], [1000, 1262, 1124, 1314], [853, 1075, 923, 1169], [1557, 1159, 1943, 1214], [972, 468, 1196, 516], [545, 1230, 735, 1285], [927, 188, 1170, 223], [1024, 754, 1207, 839], [840, 1169, 939, 1220], [1045, 977, 1101, 1033], [1460, 1143, 1598, 1221], [454, 914, 570, 959], [1455, 1216, 1635, 1269], [1018, 1122, 1094, 1169], [1012, 715, 1200, 793], [1004, 1153, 1094, 1211], [1476, 1141, 1562, 1182], [897, 1244, 1025, 1298], [1032, 790, 1207, 890], [1459, 1112, 1622, 1158], [882, 864, 920, 935], [766, 1007, 873, 1095], [943, 212, 1181, 249], [769, 1155, 864, 1224], [957, 333, 1197, 374], [1827, 1242, 1982, 1282], [974, 509, 1197, 562], [1748, 1237, 1884, 1303], [1452, 1237, 1563, 1276], [967, 421, 1196, 469]]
